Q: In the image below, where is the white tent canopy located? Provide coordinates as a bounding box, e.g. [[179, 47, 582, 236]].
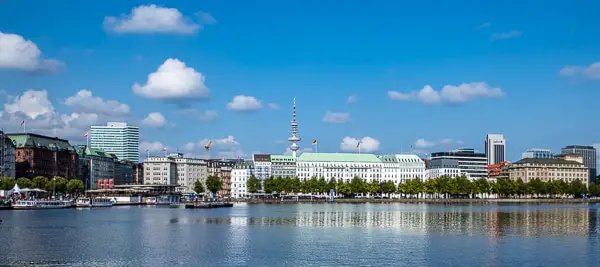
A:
[[6, 184, 46, 194]]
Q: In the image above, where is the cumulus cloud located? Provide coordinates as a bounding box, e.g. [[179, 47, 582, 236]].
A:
[[0, 32, 64, 73], [177, 108, 217, 121], [491, 30, 522, 40], [340, 136, 380, 153], [133, 58, 210, 101], [226, 95, 262, 111], [346, 95, 358, 103], [414, 138, 462, 149], [103, 5, 214, 34], [0, 89, 129, 141], [388, 82, 503, 104], [322, 111, 350, 123], [65, 89, 130, 116], [559, 62, 600, 80], [181, 135, 246, 159], [141, 112, 167, 128]]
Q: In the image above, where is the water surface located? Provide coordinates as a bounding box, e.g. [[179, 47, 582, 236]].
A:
[[1, 203, 599, 266]]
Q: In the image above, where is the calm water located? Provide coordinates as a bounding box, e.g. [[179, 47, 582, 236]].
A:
[[1, 203, 600, 266]]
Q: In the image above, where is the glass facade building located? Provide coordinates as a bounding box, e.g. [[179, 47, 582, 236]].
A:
[[521, 148, 553, 159], [561, 145, 597, 184], [90, 122, 140, 163]]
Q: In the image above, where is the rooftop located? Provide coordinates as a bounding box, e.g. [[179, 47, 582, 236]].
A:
[[297, 153, 382, 163], [74, 145, 114, 158], [513, 158, 584, 165], [7, 133, 74, 151], [270, 154, 296, 162]]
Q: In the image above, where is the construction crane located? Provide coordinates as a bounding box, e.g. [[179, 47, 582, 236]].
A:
[[204, 141, 212, 160]]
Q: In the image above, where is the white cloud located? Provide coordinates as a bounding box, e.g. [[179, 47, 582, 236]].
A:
[[322, 111, 350, 123], [133, 58, 210, 101], [141, 112, 167, 128], [103, 5, 213, 35], [177, 108, 217, 121], [340, 136, 380, 153], [0, 32, 63, 73], [267, 103, 279, 110], [559, 62, 600, 80], [414, 138, 460, 149], [140, 141, 167, 153], [0, 89, 130, 141], [226, 95, 262, 111], [388, 82, 503, 104], [491, 30, 522, 40], [181, 135, 246, 159], [65, 89, 130, 116], [346, 95, 358, 103]]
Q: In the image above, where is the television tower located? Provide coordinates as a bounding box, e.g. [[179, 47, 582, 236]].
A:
[[287, 98, 301, 158]]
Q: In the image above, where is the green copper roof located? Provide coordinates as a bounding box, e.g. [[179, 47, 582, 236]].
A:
[[74, 145, 114, 159], [270, 154, 296, 162], [378, 154, 398, 163], [7, 133, 74, 151], [297, 153, 382, 163]]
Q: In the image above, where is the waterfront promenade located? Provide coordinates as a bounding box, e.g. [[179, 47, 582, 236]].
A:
[[237, 197, 600, 204]]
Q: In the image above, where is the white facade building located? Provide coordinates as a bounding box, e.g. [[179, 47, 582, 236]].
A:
[[378, 154, 426, 185], [485, 134, 506, 165], [142, 156, 178, 186], [231, 161, 254, 198], [174, 154, 208, 193], [90, 122, 140, 163], [425, 168, 464, 180], [296, 153, 382, 183]]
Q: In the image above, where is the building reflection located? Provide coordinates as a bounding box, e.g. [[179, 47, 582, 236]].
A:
[[193, 207, 590, 237]]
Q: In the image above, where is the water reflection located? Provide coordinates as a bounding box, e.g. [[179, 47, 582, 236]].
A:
[[176, 207, 592, 237]]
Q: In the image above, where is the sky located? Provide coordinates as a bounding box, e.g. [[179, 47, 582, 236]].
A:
[[0, 0, 599, 162]]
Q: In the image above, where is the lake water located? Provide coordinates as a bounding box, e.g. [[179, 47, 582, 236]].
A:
[[1, 203, 599, 266]]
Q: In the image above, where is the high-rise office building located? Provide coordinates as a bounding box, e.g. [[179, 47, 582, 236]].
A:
[[90, 122, 140, 163], [561, 145, 597, 184], [521, 148, 553, 159], [485, 134, 506, 165]]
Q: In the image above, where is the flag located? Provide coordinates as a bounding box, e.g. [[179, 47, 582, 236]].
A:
[[356, 141, 361, 148], [312, 140, 317, 145], [161, 148, 167, 152], [83, 132, 89, 137], [20, 119, 25, 126], [145, 149, 150, 152]]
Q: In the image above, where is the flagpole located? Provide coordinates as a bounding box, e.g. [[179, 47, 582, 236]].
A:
[[315, 143, 318, 153], [23, 121, 26, 133], [147, 150, 150, 158]]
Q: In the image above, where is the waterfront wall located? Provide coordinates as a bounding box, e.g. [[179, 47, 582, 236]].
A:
[[236, 198, 600, 204]]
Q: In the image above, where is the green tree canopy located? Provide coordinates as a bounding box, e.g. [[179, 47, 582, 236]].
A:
[[32, 176, 48, 189], [66, 179, 85, 194], [247, 176, 260, 193], [206, 176, 223, 195], [16, 177, 32, 188], [0, 177, 16, 190], [194, 180, 205, 194]]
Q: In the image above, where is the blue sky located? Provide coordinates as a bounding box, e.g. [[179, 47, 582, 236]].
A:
[[0, 0, 599, 160]]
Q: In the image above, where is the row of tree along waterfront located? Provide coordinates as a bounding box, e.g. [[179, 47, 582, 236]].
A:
[[245, 176, 600, 198], [0, 176, 85, 194]]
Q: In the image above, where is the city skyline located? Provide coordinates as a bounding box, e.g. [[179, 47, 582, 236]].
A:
[[0, 1, 599, 164]]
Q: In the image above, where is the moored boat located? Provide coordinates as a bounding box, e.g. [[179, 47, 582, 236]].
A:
[[76, 198, 91, 208], [91, 197, 113, 207], [13, 200, 72, 210]]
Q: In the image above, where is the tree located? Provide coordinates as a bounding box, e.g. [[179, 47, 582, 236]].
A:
[[0, 177, 16, 190], [206, 176, 223, 196], [16, 177, 32, 188], [247, 176, 260, 193], [350, 177, 365, 195], [45, 176, 68, 193], [66, 179, 85, 194], [336, 179, 352, 197], [381, 181, 396, 197], [32, 176, 48, 189], [194, 180, 205, 194]]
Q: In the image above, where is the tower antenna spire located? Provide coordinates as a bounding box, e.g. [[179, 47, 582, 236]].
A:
[[287, 97, 301, 158]]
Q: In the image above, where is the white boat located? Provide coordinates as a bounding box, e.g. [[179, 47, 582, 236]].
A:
[[13, 200, 72, 210], [91, 197, 113, 207], [76, 198, 91, 208]]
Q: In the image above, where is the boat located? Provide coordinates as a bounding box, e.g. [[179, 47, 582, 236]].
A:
[[76, 198, 91, 208], [12, 200, 72, 210], [91, 197, 113, 207], [0, 200, 12, 210]]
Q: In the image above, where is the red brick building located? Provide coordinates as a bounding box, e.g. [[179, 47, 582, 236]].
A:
[[7, 133, 79, 179]]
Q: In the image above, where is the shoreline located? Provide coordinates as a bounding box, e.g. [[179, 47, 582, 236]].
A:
[[235, 198, 600, 204]]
